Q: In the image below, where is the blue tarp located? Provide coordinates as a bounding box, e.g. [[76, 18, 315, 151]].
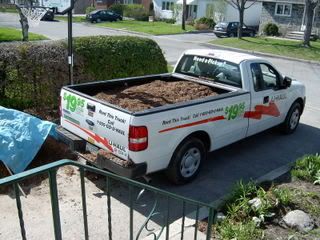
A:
[[0, 106, 57, 173]]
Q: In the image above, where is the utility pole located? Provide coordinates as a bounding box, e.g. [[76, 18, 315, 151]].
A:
[[67, 9, 73, 85]]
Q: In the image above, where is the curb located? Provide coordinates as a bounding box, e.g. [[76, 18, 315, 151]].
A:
[[203, 43, 320, 66]]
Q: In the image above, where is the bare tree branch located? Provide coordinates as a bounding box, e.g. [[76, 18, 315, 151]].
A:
[[244, 0, 258, 9]]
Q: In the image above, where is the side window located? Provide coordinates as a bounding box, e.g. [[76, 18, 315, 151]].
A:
[[251, 63, 280, 91], [260, 64, 280, 89]]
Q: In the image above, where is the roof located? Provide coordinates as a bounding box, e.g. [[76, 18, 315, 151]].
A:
[[183, 49, 261, 65], [260, 0, 304, 4]]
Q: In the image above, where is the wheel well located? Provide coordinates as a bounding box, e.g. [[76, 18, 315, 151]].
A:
[[294, 97, 305, 113], [181, 131, 211, 151]]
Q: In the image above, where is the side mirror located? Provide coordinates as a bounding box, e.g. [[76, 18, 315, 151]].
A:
[[283, 76, 292, 88]]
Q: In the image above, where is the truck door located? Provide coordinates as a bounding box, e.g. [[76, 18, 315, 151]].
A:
[[246, 62, 288, 136]]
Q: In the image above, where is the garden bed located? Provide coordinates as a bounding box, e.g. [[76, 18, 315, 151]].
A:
[[199, 154, 320, 240], [94, 80, 218, 112]]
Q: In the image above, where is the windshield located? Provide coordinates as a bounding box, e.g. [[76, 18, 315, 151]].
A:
[[175, 55, 242, 88], [216, 22, 228, 27]]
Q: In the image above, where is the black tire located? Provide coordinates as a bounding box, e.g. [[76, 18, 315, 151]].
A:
[[281, 102, 302, 134], [166, 138, 206, 185], [229, 32, 236, 38]]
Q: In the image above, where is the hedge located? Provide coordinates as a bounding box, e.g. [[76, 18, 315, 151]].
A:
[[0, 36, 167, 110]]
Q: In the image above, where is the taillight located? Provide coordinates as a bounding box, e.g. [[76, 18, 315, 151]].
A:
[[129, 125, 148, 151], [59, 96, 62, 117]]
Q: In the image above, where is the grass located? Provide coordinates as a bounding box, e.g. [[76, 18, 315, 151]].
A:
[[0, 27, 48, 42], [167, 65, 174, 73], [211, 37, 320, 62], [97, 20, 195, 35], [55, 16, 86, 23], [291, 154, 320, 183], [0, 6, 17, 13]]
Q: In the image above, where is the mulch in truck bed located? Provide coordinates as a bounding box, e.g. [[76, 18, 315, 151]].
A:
[[94, 80, 218, 112]]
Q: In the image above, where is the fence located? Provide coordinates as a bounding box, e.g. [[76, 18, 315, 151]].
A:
[[0, 159, 216, 240]]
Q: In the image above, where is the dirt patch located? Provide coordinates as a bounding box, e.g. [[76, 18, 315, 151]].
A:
[[24, 107, 59, 122], [0, 137, 77, 194], [94, 80, 218, 112]]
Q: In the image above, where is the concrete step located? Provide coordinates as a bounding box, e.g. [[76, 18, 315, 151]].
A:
[[286, 31, 318, 41]]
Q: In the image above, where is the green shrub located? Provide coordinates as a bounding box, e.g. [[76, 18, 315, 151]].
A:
[[263, 23, 279, 36], [0, 36, 167, 109], [194, 17, 215, 30], [218, 220, 263, 240], [292, 154, 320, 182], [109, 4, 126, 15], [123, 4, 149, 21], [85, 6, 96, 15]]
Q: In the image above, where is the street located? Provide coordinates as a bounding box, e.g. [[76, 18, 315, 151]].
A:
[[1, 12, 320, 238]]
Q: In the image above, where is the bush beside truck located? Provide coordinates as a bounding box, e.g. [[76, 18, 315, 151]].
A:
[[0, 36, 167, 110]]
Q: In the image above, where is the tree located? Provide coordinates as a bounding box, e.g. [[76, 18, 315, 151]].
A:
[[225, 0, 257, 39], [16, 5, 29, 41], [182, 0, 186, 30], [303, 0, 319, 47]]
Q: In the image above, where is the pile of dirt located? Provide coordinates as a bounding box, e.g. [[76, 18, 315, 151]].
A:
[[94, 80, 218, 112], [0, 137, 77, 194], [24, 108, 59, 122]]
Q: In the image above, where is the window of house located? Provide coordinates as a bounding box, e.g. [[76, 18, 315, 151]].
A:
[[162, 1, 174, 10], [275, 3, 292, 17]]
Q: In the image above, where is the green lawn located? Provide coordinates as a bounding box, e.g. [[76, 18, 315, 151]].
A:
[[0, 6, 17, 13], [0, 27, 48, 42], [97, 20, 194, 35], [211, 37, 320, 62], [55, 16, 86, 23]]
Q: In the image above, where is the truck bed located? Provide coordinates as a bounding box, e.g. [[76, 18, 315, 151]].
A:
[[66, 74, 234, 113]]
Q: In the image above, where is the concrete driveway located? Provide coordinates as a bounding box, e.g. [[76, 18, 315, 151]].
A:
[[1, 11, 320, 237]]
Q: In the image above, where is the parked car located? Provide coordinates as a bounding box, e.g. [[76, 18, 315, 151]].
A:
[[213, 22, 256, 37], [86, 10, 122, 23], [41, 8, 55, 21]]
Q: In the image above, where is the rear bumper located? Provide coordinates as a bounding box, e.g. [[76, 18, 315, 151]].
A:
[[56, 126, 147, 178]]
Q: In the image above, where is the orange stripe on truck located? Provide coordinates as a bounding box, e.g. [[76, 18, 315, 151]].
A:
[[65, 119, 113, 152], [159, 115, 225, 133]]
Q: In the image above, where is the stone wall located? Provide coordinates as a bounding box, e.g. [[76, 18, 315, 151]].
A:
[[259, 2, 305, 36]]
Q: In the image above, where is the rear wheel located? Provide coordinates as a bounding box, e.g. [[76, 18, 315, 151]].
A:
[[281, 102, 302, 134], [229, 32, 236, 38], [166, 138, 206, 184]]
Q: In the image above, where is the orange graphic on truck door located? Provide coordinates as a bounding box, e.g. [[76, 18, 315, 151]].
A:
[[244, 102, 280, 120]]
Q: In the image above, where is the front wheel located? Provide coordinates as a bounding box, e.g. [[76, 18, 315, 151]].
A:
[[166, 138, 206, 184], [281, 102, 301, 134]]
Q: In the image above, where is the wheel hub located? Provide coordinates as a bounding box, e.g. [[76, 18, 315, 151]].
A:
[[180, 147, 201, 178]]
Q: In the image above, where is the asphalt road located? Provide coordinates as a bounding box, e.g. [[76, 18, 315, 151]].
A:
[[1, 12, 320, 234]]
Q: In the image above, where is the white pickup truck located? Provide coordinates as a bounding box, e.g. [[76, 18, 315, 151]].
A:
[[57, 49, 306, 184]]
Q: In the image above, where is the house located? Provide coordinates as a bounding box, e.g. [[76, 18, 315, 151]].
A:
[[92, 0, 151, 12], [152, 0, 262, 26], [73, 0, 152, 13], [259, 0, 320, 36]]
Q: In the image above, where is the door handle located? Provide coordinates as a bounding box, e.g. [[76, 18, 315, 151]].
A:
[[263, 96, 269, 104]]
